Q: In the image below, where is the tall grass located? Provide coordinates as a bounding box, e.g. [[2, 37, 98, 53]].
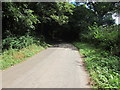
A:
[[1, 35, 49, 70], [1, 44, 44, 70], [73, 42, 120, 88]]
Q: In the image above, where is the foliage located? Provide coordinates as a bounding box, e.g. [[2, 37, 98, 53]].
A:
[[0, 44, 44, 70], [81, 24, 120, 55], [87, 2, 117, 25], [73, 42, 120, 88], [2, 2, 120, 88], [2, 35, 48, 50], [2, 2, 39, 39], [50, 2, 75, 25], [1, 34, 49, 70]]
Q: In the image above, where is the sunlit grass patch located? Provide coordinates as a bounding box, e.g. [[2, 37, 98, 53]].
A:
[[0, 44, 45, 70]]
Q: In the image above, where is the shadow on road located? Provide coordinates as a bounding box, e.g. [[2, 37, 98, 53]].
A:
[[52, 43, 77, 50], [49, 41, 78, 51]]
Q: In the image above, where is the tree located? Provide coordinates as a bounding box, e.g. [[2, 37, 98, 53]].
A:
[[2, 2, 39, 39]]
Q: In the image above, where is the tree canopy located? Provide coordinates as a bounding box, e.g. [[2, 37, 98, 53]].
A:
[[2, 2, 120, 88], [2, 2, 120, 52]]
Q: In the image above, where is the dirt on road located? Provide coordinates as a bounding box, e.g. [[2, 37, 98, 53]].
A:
[[2, 43, 91, 88]]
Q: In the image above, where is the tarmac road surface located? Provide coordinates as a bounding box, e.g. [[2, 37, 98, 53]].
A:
[[2, 43, 91, 88]]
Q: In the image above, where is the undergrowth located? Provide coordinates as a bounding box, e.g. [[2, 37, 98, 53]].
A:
[[1, 35, 50, 70], [73, 42, 120, 88], [0, 44, 45, 70]]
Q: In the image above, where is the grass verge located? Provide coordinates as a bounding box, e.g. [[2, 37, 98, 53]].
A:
[[0, 44, 46, 70], [73, 42, 120, 88]]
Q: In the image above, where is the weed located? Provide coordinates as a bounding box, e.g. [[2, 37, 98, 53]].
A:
[[0, 44, 45, 70], [73, 42, 120, 88]]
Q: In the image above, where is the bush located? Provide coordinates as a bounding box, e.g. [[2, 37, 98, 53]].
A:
[[2, 35, 47, 51], [81, 24, 120, 56]]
